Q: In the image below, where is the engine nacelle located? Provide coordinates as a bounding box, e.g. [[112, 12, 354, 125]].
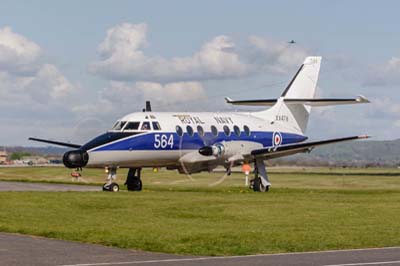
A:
[[199, 141, 263, 162], [63, 150, 89, 168], [199, 143, 225, 157]]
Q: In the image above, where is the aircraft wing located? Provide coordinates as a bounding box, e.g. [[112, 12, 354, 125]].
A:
[[28, 137, 81, 149], [250, 135, 369, 159]]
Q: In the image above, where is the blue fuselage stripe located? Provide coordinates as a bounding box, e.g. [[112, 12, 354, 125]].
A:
[[91, 131, 307, 152]]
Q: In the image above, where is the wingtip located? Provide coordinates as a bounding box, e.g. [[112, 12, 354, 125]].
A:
[[225, 97, 232, 103], [358, 135, 371, 139], [357, 95, 370, 103]]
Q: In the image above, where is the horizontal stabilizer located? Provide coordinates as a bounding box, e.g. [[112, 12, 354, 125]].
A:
[[225, 95, 370, 106], [250, 135, 369, 159], [28, 137, 81, 149], [225, 97, 277, 106]]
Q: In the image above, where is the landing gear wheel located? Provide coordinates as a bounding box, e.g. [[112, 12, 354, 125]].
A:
[[252, 177, 269, 192], [127, 179, 142, 191], [110, 182, 119, 192], [102, 182, 119, 192]]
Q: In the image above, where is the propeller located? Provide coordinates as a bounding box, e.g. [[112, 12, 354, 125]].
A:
[[177, 125, 238, 187]]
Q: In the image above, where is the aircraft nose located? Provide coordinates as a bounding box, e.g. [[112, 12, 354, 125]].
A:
[[63, 150, 89, 168]]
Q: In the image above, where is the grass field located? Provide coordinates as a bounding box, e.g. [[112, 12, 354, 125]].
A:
[[1, 166, 400, 190], [0, 166, 400, 255]]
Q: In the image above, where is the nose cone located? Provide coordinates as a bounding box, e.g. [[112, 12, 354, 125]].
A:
[[63, 150, 89, 168]]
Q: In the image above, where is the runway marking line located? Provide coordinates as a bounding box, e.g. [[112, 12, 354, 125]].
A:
[[322, 261, 400, 266], [57, 247, 400, 266]]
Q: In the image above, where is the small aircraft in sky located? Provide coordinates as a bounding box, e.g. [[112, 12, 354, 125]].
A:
[[288, 40, 296, 44], [30, 56, 370, 192]]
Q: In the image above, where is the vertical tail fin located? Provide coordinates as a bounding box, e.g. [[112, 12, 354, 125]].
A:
[[255, 56, 322, 134]]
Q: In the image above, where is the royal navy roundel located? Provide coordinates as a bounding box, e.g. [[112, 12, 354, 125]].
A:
[[273, 132, 283, 146]]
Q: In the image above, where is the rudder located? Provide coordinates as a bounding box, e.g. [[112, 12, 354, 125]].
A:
[[255, 56, 322, 134]]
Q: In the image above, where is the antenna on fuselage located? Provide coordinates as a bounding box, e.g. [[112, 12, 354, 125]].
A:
[[145, 101, 152, 112]]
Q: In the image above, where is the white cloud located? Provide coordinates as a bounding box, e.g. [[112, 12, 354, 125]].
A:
[[135, 81, 206, 104], [73, 80, 206, 119], [90, 23, 309, 83], [30, 64, 75, 100], [0, 26, 41, 75], [0, 27, 75, 105], [246, 36, 308, 73], [363, 57, 400, 86], [369, 97, 400, 118], [90, 23, 249, 82]]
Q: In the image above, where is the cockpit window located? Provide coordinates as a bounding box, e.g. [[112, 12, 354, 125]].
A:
[[152, 121, 161, 130], [124, 121, 140, 130], [141, 121, 151, 130], [112, 121, 127, 130]]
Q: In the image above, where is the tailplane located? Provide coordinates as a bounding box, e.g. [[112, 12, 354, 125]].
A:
[[226, 56, 369, 135]]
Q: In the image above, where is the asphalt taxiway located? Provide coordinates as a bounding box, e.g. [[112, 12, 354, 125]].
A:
[[0, 180, 100, 191], [1, 233, 400, 266]]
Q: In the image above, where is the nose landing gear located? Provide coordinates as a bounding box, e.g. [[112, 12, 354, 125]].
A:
[[102, 167, 143, 192], [103, 167, 119, 192]]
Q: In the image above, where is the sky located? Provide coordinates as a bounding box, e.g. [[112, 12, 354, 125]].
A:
[[0, 0, 399, 146]]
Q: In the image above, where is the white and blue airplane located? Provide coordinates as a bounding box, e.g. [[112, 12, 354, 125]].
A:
[[30, 57, 370, 192]]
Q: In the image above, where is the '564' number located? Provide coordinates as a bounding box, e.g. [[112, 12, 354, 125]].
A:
[[154, 134, 174, 149]]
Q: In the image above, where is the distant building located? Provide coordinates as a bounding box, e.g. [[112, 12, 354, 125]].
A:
[[20, 156, 49, 165], [0, 151, 7, 164]]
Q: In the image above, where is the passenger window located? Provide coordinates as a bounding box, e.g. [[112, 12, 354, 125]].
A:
[[152, 121, 161, 130], [186, 125, 194, 137], [176, 125, 183, 137], [233, 125, 241, 137], [124, 121, 140, 130], [244, 125, 251, 136], [197, 125, 204, 137], [211, 125, 218, 137], [141, 121, 151, 130], [223, 125, 231, 136]]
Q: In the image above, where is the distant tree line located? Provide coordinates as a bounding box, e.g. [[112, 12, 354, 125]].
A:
[[10, 152, 32, 160]]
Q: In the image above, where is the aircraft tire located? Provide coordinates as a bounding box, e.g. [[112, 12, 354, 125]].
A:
[[110, 182, 119, 192], [253, 177, 268, 192], [253, 178, 261, 192], [102, 183, 110, 191], [127, 178, 142, 191]]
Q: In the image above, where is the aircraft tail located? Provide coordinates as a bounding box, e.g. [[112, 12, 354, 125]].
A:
[[226, 56, 369, 135], [255, 56, 322, 134]]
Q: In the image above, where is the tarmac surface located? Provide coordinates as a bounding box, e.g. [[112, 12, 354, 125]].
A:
[[0, 180, 100, 191], [1, 233, 400, 266]]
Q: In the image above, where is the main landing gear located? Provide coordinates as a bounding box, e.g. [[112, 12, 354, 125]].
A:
[[250, 158, 271, 192], [125, 168, 143, 191], [102, 167, 143, 192]]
